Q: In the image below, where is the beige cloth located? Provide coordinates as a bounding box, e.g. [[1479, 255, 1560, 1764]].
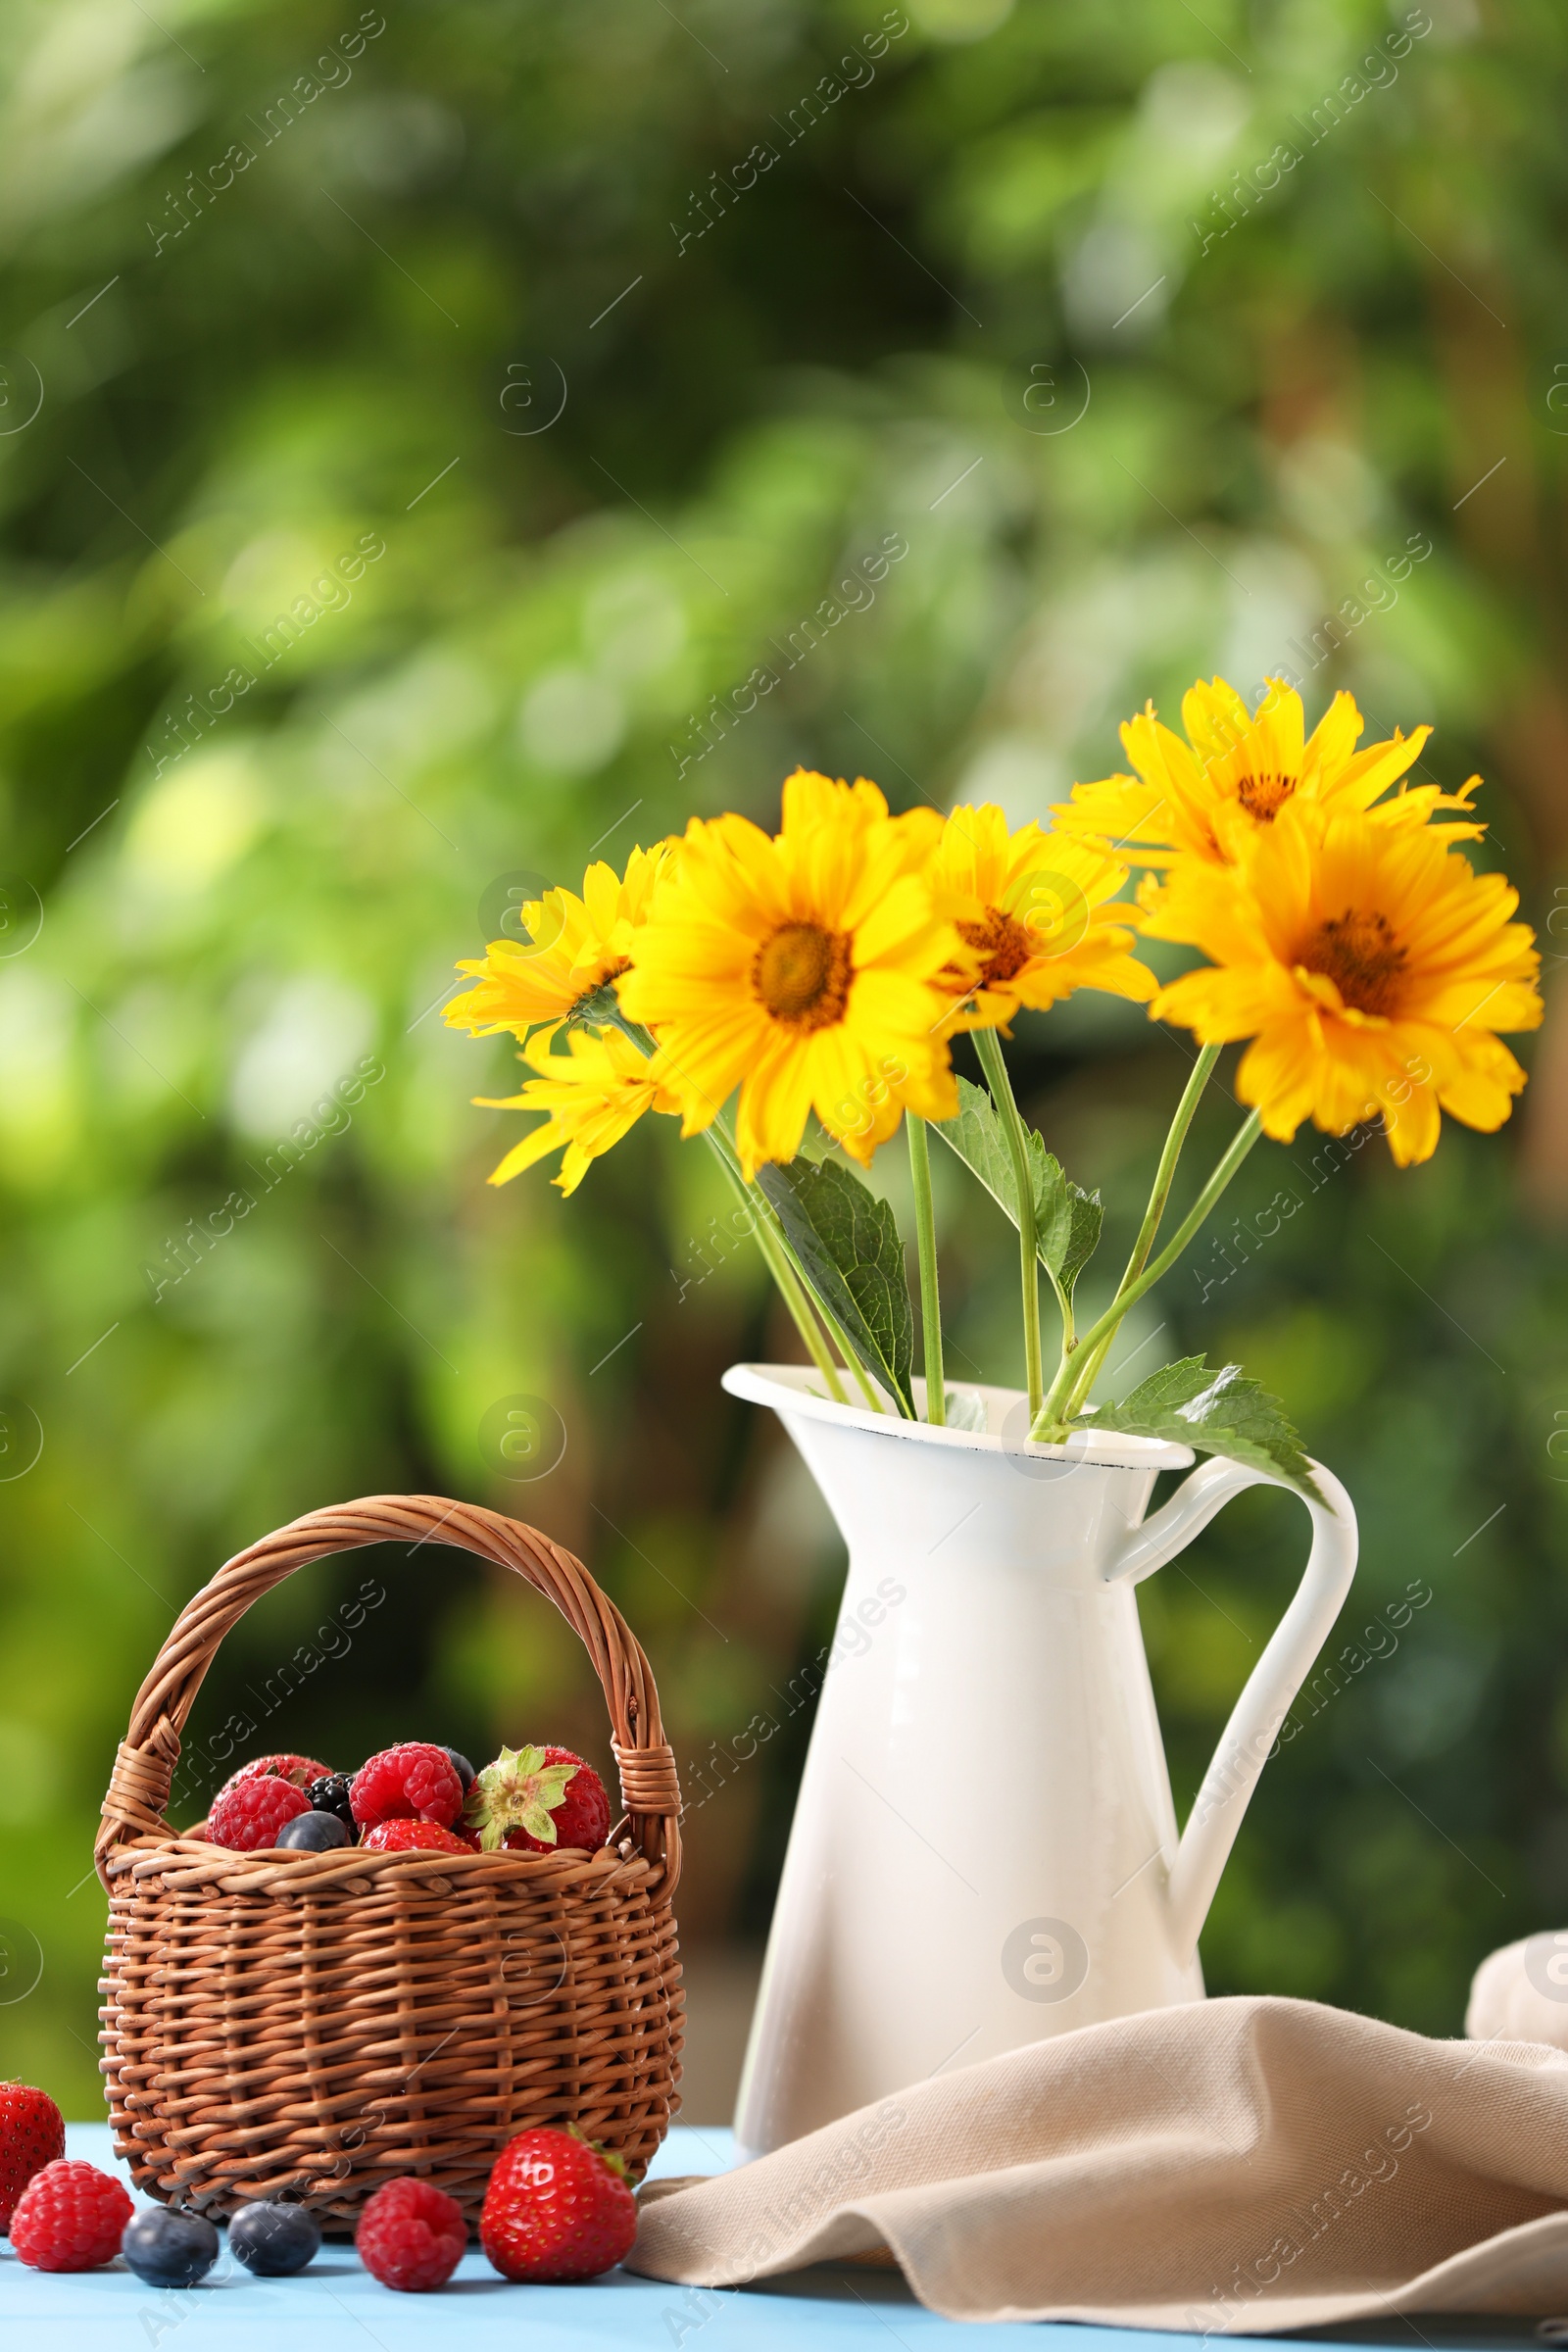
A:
[[630, 1994, 1568, 2330], [1468, 1932, 1568, 2053]]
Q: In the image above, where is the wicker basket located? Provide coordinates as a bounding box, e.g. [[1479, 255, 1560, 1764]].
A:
[[95, 1494, 683, 2227]]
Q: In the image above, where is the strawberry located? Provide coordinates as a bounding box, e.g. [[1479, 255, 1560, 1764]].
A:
[[361, 1821, 473, 1855], [465, 1745, 611, 1855], [0, 2082, 65, 2231], [479, 2126, 636, 2282]]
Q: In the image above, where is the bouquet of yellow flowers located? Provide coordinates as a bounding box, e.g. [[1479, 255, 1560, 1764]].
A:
[[447, 678, 1541, 1496]]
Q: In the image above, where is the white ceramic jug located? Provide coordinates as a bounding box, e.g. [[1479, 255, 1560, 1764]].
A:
[[723, 1361, 1358, 2159]]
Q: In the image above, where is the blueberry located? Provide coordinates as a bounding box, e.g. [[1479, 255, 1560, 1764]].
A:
[[276, 1809, 350, 1852], [305, 1773, 356, 1828], [122, 2204, 220, 2288], [439, 1746, 476, 1790], [228, 2199, 322, 2277]]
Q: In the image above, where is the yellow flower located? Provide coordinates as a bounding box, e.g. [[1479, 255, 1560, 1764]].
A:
[[1147, 800, 1542, 1165], [765, 765, 946, 868], [1054, 677, 1483, 871], [617, 768, 959, 1176], [475, 1025, 679, 1194], [445, 843, 666, 1042], [930, 805, 1155, 1030]]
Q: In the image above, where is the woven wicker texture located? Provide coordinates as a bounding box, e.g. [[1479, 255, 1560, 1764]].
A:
[[97, 1494, 683, 2226]]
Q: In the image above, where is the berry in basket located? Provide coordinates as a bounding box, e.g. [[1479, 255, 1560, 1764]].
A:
[[357, 2178, 466, 2291], [362, 1820, 474, 1854], [97, 1494, 682, 2230], [9, 2159, 132, 2271], [479, 2125, 636, 2282], [351, 1741, 465, 1831], [229, 1752, 332, 1789], [305, 1771, 356, 1828], [466, 1743, 611, 1855], [276, 1810, 352, 1852], [208, 1770, 313, 1851], [0, 2082, 65, 2229]]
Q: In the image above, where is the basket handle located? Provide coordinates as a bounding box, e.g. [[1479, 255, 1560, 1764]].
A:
[[94, 1494, 681, 1892]]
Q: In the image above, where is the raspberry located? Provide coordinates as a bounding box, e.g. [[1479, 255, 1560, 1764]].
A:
[[351, 1743, 463, 1832], [479, 2126, 635, 2282], [222, 1753, 333, 1792], [356, 2178, 466, 2291], [361, 1821, 472, 1855], [0, 2082, 65, 2230], [208, 1774, 313, 1851], [10, 2160, 133, 2271], [466, 1745, 611, 1855]]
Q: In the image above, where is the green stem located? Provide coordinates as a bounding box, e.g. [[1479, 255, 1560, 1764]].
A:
[[1045, 1262, 1074, 1363], [755, 1202, 856, 1403], [703, 1129, 884, 1414], [906, 1114, 945, 1426], [750, 1181, 886, 1414], [975, 1026, 1043, 1419], [804, 1285, 887, 1414], [1055, 1045, 1221, 1417], [597, 997, 886, 1412], [1031, 1106, 1263, 1441], [701, 1136, 848, 1403]]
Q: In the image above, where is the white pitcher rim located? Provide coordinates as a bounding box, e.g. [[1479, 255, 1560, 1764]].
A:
[[721, 1361, 1196, 1471]]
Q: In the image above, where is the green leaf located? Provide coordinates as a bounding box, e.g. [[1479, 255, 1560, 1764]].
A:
[[1072, 1355, 1324, 1501], [566, 2122, 631, 2180], [935, 1076, 1029, 1225], [758, 1156, 915, 1415], [932, 1076, 1102, 1298], [1056, 1184, 1102, 1301], [944, 1386, 989, 1433], [465, 1742, 579, 1850]]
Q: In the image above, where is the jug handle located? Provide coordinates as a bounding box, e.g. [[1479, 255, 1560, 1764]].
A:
[[1101, 1452, 1358, 1965]]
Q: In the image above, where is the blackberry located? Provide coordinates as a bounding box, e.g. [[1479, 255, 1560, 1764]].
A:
[[306, 1773, 356, 1829]]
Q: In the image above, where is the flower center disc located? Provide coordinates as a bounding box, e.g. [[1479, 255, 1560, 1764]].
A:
[[957, 907, 1036, 986], [1302, 907, 1408, 1017], [1238, 769, 1297, 820], [754, 921, 853, 1029]]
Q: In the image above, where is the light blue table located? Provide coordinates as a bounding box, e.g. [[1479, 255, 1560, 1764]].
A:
[[0, 2125, 1542, 2347]]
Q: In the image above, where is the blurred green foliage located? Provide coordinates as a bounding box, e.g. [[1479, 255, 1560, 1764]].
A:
[[0, 0, 1566, 2116]]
